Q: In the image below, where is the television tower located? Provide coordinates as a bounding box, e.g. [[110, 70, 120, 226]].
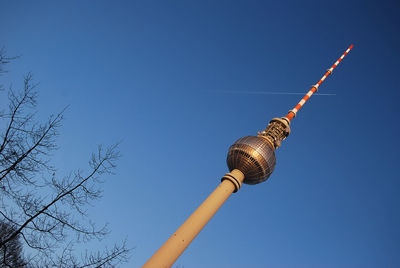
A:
[[143, 45, 354, 268]]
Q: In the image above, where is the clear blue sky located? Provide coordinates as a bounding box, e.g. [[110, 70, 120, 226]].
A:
[[2, 1, 399, 267]]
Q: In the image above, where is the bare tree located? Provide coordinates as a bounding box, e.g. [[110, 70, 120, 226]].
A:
[[0, 49, 130, 267]]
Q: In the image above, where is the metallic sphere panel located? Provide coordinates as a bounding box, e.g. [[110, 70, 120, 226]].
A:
[[227, 136, 276, 185]]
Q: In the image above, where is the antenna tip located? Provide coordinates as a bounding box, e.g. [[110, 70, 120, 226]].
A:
[[349, 44, 354, 49]]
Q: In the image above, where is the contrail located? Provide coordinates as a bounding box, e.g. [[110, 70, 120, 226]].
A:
[[217, 90, 336, 96]]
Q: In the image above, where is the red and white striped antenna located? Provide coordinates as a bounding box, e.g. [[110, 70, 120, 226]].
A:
[[285, 44, 354, 122], [257, 45, 354, 150]]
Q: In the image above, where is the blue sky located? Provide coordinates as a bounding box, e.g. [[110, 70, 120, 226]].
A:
[[1, 1, 399, 267]]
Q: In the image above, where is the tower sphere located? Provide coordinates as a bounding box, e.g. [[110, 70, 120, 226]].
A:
[[226, 136, 276, 185]]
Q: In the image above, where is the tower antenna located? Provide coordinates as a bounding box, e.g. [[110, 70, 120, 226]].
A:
[[286, 44, 354, 121], [143, 45, 354, 268]]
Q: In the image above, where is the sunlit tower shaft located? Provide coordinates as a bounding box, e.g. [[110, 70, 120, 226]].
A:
[[143, 45, 354, 268]]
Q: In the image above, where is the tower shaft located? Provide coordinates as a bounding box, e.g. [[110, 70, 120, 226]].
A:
[[143, 170, 245, 268], [285, 44, 353, 121]]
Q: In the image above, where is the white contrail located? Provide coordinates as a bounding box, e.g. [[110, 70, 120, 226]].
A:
[[217, 90, 336, 96]]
